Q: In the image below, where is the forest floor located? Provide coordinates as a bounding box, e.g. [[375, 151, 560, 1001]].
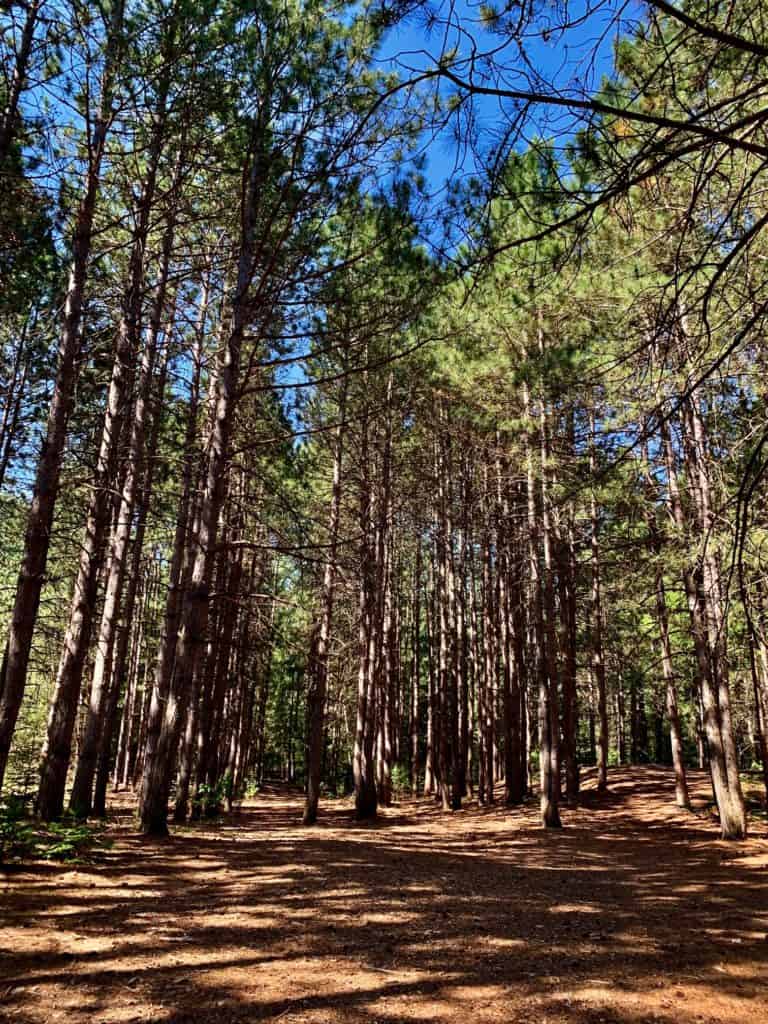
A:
[[2, 767, 768, 1024]]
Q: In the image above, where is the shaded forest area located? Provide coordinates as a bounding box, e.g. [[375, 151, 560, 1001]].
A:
[[2, 0, 768, 1019]]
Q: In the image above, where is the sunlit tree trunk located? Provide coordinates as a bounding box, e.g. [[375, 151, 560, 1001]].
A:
[[37, 85, 169, 820], [683, 396, 746, 833], [139, 126, 262, 835], [539, 397, 562, 828], [304, 379, 346, 823], [353, 393, 378, 819], [643, 441, 690, 810], [70, 248, 175, 817], [0, 5, 124, 791], [410, 540, 421, 795], [423, 556, 436, 795], [663, 417, 746, 839], [589, 410, 608, 793]]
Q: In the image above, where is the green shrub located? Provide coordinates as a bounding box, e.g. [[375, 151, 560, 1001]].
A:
[[0, 794, 35, 862], [0, 796, 109, 864], [390, 763, 411, 796], [192, 773, 231, 818], [40, 818, 108, 861]]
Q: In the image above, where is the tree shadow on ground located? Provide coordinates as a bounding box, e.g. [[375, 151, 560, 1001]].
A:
[[1, 766, 767, 1024]]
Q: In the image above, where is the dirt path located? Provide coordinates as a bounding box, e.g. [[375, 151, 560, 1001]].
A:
[[2, 767, 768, 1024]]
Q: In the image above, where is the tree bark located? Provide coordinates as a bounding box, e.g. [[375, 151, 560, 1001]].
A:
[[410, 540, 421, 795], [304, 380, 346, 823], [37, 98, 167, 820], [539, 397, 562, 828], [589, 410, 609, 793], [662, 416, 746, 838], [0, 0, 42, 164], [139, 125, 262, 835], [69, 240, 174, 816], [0, 4, 123, 791], [353, 393, 378, 820]]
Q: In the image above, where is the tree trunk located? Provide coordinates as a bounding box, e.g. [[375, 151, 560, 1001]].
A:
[[538, 397, 562, 828], [139, 128, 262, 836], [69, 249, 174, 817], [684, 397, 746, 835], [589, 410, 609, 793], [643, 441, 690, 809], [655, 572, 691, 808], [37, 86, 168, 820], [662, 417, 746, 838], [0, 6, 123, 791], [304, 381, 346, 823], [558, 507, 579, 804], [410, 541, 421, 795], [353, 396, 378, 820], [0, 318, 29, 492], [0, 0, 42, 163]]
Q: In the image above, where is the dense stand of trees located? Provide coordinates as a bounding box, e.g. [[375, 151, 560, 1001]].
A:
[[2, 0, 768, 845]]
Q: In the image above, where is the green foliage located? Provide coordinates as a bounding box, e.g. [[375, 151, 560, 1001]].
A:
[[192, 774, 231, 819], [0, 796, 109, 864], [390, 763, 410, 796], [0, 795, 35, 862], [40, 819, 109, 862]]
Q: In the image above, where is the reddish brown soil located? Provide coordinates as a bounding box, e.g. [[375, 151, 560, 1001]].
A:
[[2, 767, 768, 1024]]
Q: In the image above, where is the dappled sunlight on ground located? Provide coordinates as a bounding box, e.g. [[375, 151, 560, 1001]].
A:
[[1, 767, 767, 1023]]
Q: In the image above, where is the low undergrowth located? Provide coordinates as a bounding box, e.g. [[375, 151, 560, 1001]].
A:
[[0, 795, 111, 864]]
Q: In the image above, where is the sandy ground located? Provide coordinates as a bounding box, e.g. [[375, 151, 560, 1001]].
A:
[[1, 766, 768, 1024]]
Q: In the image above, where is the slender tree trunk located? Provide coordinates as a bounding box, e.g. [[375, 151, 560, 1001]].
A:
[[378, 540, 394, 807], [229, 553, 258, 802], [140, 286, 207, 814], [747, 584, 768, 801], [118, 562, 151, 789], [539, 398, 562, 828], [423, 557, 436, 795], [684, 397, 746, 835], [662, 416, 746, 838], [304, 380, 346, 823], [0, 0, 42, 163], [0, 318, 29, 492], [498, 455, 524, 806], [410, 541, 421, 795], [70, 262, 173, 817], [435, 438, 451, 810], [481, 496, 496, 805], [174, 664, 202, 824], [643, 442, 690, 809], [589, 410, 609, 793], [655, 573, 691, 808], [139, 129, 262, 835], [204, 534, 244, 791], [0, 6, 123, 790], [457, 503, 470, 799], [114, 595, 140, 791], [37, 90, 168, 819], [353, 397, 378, 819]]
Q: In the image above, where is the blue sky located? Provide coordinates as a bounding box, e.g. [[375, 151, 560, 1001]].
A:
[[276, 2, 631, 424], [374, 0, 625, 191]]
